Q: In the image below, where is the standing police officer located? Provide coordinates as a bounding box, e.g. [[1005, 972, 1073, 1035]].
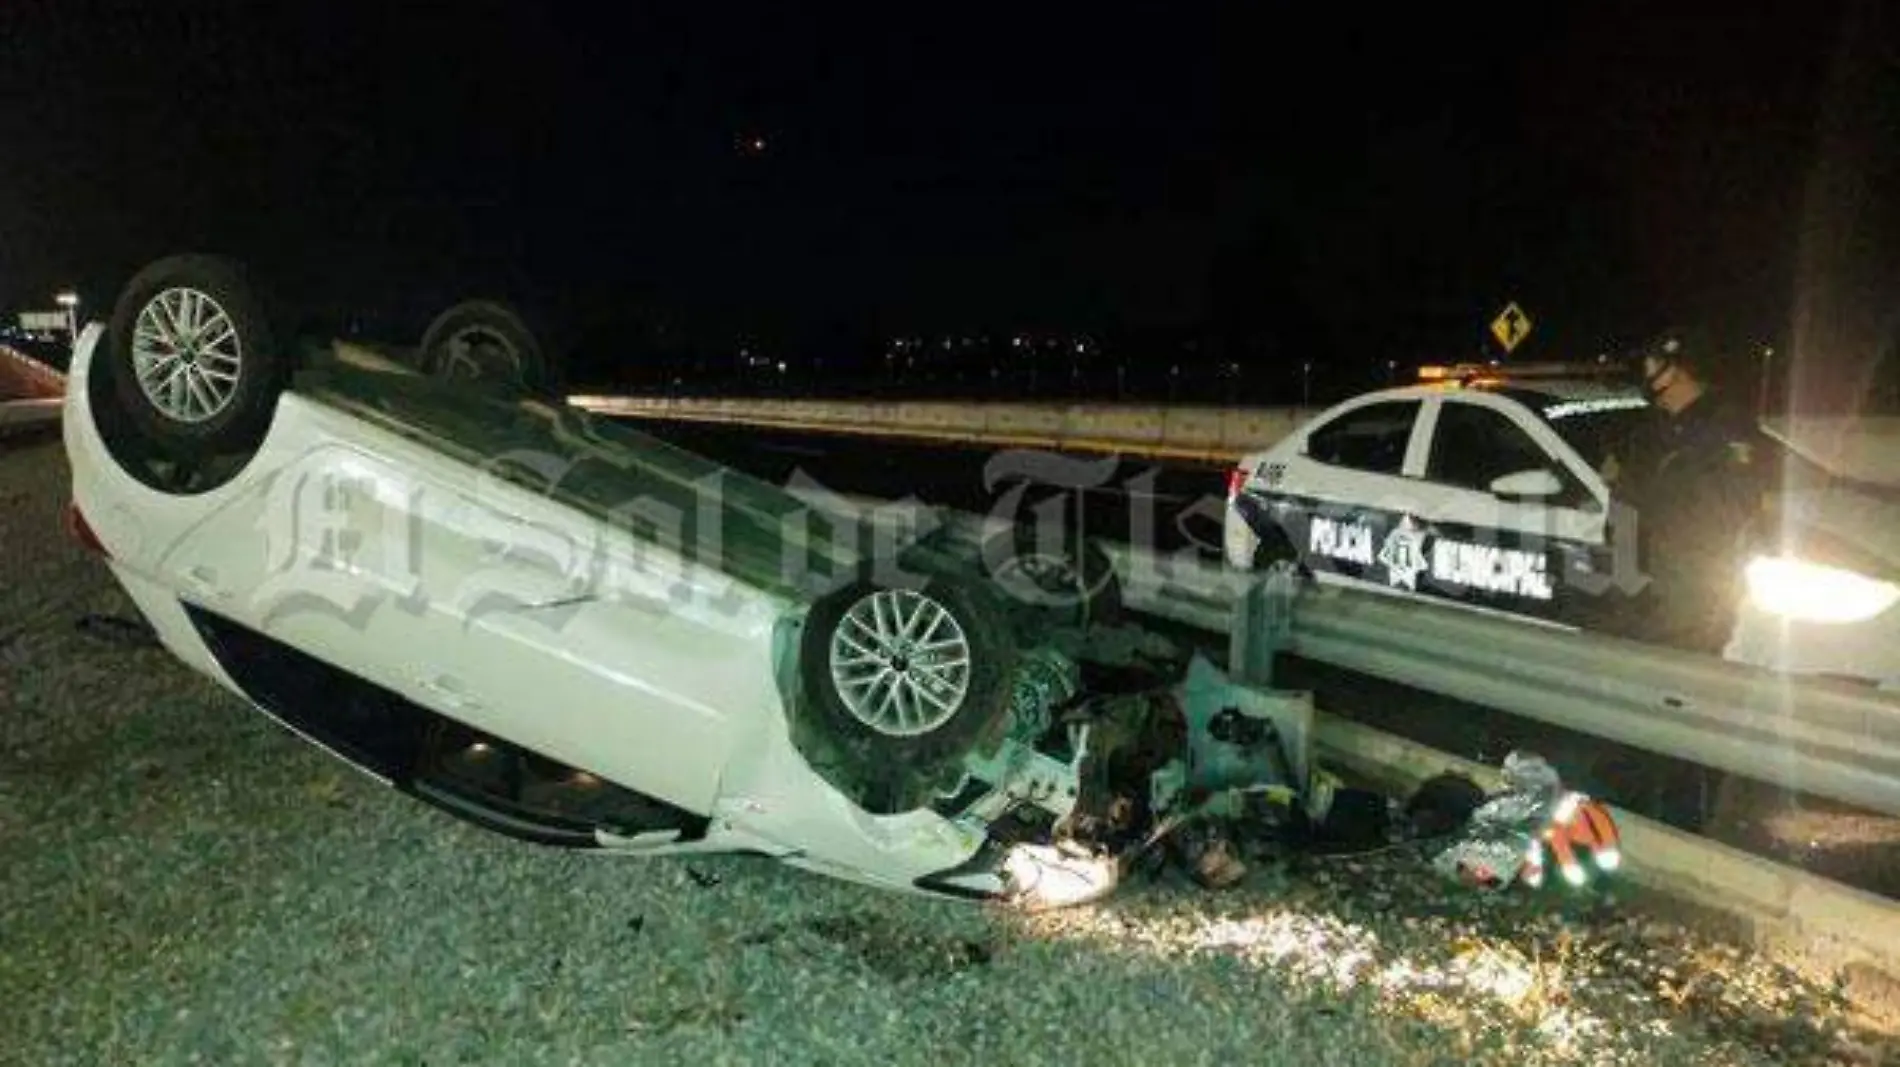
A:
[[1602, 328, 1768, 654]]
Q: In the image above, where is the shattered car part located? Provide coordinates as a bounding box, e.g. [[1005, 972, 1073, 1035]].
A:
[[1172, 821, 1251, 889], [1005, 645, 1083, 741], [1177, 656, 1314, 808], [928, 651, 1324, 898], [1000, 841, 1121, 911]]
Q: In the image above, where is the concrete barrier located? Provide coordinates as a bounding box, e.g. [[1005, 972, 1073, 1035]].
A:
[[1314, 713, 1900, 1013], [894, 401, 978, 436], [1160, 405, 1225, 451], [1220, 407, 1312, 455], [983, 403, 1066, 441], [568, 394, 1311, 465], [1074, 403, 1165, 448]]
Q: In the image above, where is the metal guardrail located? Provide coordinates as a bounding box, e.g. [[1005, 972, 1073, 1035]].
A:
[[1099, 542, 1900, 820], [0, 343, 69, 400], [572, 393, 1316, 465], [0, 398, 63, 438], [877, 506, 1900, 819]]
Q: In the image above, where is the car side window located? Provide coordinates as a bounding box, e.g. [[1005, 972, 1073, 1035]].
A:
[[1426, 401, 1564, 494], [1304, 400, 1420, 475]]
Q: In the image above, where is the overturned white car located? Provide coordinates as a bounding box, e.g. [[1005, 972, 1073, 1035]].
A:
[[64, 254, 1346, 907]]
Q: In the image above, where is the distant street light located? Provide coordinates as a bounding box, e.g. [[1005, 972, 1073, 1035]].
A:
[[1302, 361, 1312, 408], [55, 290, 79, 346]]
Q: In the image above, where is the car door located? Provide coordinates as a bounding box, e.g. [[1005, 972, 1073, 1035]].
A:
[[348, 432, 764, 818], [1402, 394, 1610, 625], [211, 403, 753, 817], [1247, 397, 1432, 588]]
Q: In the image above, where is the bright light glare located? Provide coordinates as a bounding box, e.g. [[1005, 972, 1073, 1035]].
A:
[[1745, 556, 1900, 624], [1003, 843, 1117, 911], [1594, 847, 1621, 872]]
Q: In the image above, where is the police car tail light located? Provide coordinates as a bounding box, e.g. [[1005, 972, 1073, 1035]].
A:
[[1744, 555, 1900, 624], [1226, 467, 1248, 499]]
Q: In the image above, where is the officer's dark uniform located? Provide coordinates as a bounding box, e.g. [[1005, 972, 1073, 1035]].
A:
[[1612, 387, 1766, 653]]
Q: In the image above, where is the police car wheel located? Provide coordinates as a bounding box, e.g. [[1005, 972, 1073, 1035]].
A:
[[1251, 529, 1313, 580]]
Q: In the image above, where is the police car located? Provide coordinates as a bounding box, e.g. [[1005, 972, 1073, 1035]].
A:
[[1222, 362, 1900, 685]]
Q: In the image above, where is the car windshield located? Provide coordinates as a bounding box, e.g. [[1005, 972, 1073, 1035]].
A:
[[1532, 396, 1658, 475], [289, 347, 869, 601]]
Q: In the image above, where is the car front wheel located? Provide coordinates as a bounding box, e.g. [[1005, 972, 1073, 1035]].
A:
[[800, 575, 1015, 804]]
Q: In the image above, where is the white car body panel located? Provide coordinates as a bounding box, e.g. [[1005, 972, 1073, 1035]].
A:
[[63, 324, 989, 892]]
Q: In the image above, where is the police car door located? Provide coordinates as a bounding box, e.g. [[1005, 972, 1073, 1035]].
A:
[[1405, 394, 1608, 626], [1269, 397, 1433, 592]]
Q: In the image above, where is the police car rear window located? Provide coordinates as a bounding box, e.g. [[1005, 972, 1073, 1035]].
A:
[[1305, 400, 1419, 474]]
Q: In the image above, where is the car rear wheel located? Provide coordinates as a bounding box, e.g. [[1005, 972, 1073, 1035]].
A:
[[983, 526, 1124, 629], [800, 575, 1015, 804], [417, 299, 550, 395], [106, 254, 289, 461]]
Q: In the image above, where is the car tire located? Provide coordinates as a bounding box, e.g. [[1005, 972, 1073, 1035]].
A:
[[417, 299, 550, 395], [800, 574, 1017, 792], [982, 526, 1124, 629], [105, 254, 290, 461], [1252, 528, 1306, 576]]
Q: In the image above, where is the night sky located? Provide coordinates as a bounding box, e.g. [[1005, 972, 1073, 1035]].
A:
[[0, 2, 1893, 404]]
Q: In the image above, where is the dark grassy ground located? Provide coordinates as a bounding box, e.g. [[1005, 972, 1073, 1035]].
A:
[[6, 436, 1895, 1065]]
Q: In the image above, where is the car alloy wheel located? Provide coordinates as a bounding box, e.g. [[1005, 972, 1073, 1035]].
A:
[[130, 287, 243, 424], [828, 587, 973, 737]]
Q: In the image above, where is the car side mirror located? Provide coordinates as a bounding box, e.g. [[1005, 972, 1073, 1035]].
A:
[[1490, 468, 1563, 501]]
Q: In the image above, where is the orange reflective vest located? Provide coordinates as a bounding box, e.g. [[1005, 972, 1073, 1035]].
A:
[[1523, 793, 1621, 888]]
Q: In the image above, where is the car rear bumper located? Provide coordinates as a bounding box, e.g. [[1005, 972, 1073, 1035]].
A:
[[1223, 495, 1263, 569]]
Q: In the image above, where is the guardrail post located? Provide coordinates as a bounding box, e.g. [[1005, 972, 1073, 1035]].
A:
[[1228, 562, 1300, 686]]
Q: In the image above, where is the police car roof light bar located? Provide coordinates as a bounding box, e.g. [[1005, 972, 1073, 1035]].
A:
[[1417, 361, 1628, 385]]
